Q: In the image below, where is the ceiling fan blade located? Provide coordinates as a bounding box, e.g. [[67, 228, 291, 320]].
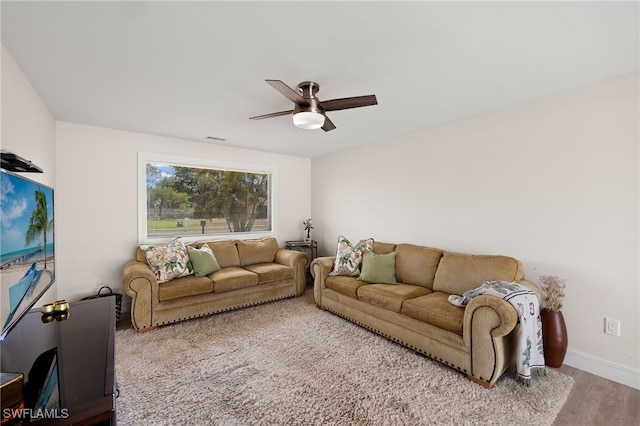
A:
[[321, 95, 378, 112], [249, 110, 293, 120], [322, 115, 336, 132], [266, 80, 309, 106]]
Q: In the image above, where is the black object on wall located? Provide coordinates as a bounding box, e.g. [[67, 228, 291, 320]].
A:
[[1, 151, 43, 173]]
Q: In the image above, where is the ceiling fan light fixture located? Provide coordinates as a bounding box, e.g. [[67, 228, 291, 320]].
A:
[[293, 111, 325, 130]]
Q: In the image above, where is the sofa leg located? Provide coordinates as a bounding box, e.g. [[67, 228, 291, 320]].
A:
[[315, 303, 324, 311], [468, 375, 494, 389], [137, 326, 156, 333]]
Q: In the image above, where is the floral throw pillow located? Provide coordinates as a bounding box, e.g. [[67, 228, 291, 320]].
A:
[[140, 237, 192, 283], [329, 235, 374, 277]]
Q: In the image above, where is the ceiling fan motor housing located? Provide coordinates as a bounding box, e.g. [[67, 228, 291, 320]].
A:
[[295, 81, 324, 115], [297, 81, 320, 97]]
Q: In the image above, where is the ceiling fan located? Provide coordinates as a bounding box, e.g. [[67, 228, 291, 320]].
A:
[[249, 80, 377, 132]]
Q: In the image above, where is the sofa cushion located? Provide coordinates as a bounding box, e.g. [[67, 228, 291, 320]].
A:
[[187, 244, 221, 276], [158, 275, 213, 302], [139, 237, 192, 283], [242, 263, 293, 284], [329, 235, 374, 277], [237, 237, 279, 266], [358, 250, 397, 284], [402, 292, 464, 335], [357, 284, 432, 313], [205, 240, 240, 268], [210, 266, 258, 292], [395, 244, 443, 288], [325, 276, 367, 299], [373, 241, 397, 255], [432, 252, 523, 296]]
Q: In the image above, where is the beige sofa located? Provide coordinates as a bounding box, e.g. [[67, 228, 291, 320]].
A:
[[311, 241, 540, 388], [123, 237, 308, 332]]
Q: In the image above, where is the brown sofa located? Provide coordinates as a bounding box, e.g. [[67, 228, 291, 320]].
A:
[[123, 237, 308, 332], [311, 241, 541, 388]]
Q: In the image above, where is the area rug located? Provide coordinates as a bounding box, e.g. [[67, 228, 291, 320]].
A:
[[115, 294, 573, 425]]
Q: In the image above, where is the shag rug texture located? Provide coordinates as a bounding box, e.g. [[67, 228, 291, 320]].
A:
[[115, 294, 573, 426]]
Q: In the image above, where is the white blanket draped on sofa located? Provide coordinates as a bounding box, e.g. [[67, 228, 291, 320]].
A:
[[449, 280, 546, 385]]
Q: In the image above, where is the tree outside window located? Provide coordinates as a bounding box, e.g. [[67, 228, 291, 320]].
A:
[[144, 160, 272, 239]]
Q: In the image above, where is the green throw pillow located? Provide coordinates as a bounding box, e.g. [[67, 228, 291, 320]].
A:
[[358, 250, 397, 284], [187, 244, 221, 276]]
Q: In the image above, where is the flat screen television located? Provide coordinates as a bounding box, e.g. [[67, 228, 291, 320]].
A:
[[0, 169, 55, 340]]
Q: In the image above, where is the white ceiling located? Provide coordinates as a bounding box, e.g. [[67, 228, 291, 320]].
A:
[[2, 1, 638, 158]]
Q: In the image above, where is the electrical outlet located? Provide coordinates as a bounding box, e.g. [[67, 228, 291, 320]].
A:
[[604, 318, 621, 336]]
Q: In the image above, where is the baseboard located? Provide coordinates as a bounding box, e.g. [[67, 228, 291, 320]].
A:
[[564, 349, 640, 390]]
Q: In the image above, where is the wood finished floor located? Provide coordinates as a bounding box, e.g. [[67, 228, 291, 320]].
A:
[[553, 364, 639, 426], [117, 295, 639, 426]]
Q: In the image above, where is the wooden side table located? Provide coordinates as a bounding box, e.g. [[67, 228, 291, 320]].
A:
[[286, 240, 318, 285]]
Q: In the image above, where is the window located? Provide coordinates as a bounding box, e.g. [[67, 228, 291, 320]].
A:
[[138, 153, 275, 242]]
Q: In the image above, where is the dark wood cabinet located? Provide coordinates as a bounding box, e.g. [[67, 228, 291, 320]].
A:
[[1, 297, 116, 425]]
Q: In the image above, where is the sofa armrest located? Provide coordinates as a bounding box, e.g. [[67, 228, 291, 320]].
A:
[[311, 256, 335, 306], [274, 248, 309, 295], [463, 294, 519, 386], [122, 260, 160, 331]]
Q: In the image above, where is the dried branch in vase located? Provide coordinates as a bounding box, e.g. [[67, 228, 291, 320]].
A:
[[538, 275, 566, 312]]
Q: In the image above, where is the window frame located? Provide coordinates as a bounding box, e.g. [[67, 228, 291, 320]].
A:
[[138, 152, 277, 244]]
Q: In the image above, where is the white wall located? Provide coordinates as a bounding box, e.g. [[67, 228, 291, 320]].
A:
[[1, 45, 58, 303], [311, 73, 639, 388], [55, 122, 311, 308], [1, 46, 56, 186]]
